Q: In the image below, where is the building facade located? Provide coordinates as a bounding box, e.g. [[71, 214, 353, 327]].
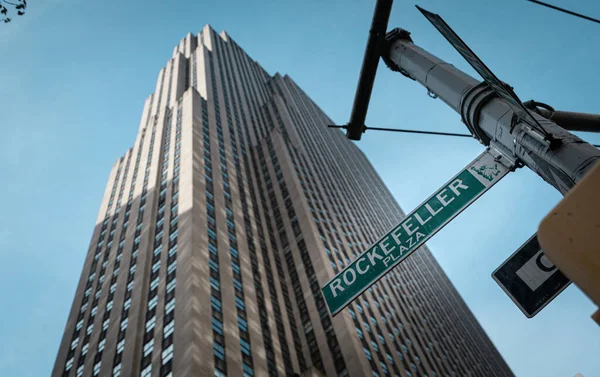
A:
[[52, 26, 513, 377]]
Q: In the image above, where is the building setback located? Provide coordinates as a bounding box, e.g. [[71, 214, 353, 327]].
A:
[[51, 25, 513, 377]]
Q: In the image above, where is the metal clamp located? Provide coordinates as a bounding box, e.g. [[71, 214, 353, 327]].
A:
[[382, 28, 416, 81], [459, 81, 495, 146], [489, 141, 520, 170]]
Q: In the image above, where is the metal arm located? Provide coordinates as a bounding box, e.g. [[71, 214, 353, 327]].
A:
[[382, 21, 600, 195], [345, 0, 393, 140]]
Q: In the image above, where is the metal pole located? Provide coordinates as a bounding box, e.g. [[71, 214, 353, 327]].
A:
[[345, 0, 394, 141], [384, 28, 600, 195], [534, 108, 600, 133]]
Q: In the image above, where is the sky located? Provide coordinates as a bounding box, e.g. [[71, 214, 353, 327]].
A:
[[0, 0, 599, 376]]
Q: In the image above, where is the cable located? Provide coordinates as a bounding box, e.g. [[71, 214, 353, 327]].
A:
[[522, 100, 556, 140], [532, 101, 555, 114], [528, 0, 600, 24], [328, 125, 472, 138], [366, 126, 472, 138], [327, 124, 600, 147]]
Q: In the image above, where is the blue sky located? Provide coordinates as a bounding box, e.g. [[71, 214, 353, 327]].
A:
[[1, 0, 599, 376]]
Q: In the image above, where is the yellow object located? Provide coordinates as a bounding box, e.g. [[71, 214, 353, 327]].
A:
[[538, 161, 600, 326]]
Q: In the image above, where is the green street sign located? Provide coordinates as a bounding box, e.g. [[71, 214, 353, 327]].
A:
[[322, 149, 512, 316]]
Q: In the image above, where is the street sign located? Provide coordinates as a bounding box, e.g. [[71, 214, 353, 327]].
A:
[[492, 234, 571, 318], [416, 6, 544, 131], [322, 149, 512, 316]]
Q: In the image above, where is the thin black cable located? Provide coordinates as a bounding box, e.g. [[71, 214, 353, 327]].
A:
[[528, 0, 600, 24], [327, 124, 600, 147], [366, 126, 473, 138], [328, 125, 472, 138]]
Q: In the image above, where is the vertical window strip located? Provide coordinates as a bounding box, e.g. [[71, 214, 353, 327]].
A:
[[139, 108, 174, 375], [65, 156, 125, 375], [214, 40, 257, 377]]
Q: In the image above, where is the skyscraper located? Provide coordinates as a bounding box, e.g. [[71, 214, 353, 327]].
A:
[[52, 26, 513, 377]]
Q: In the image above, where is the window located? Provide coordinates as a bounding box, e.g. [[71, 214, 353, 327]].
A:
[[143, 340, 154, 356], [141, 365, 152, 377], [165, 298, 175, 314], [146, 316, 156, 331], [98, 338, 106, 352], [356, 327, 363, 339], [166, 278, 176, 293], [116, 339, 125, 354], [213, 343, 226, 360], [150, 277, 160, 290], [229, 246, 239, 258], [212, 318, 223, 335], [210, 276, 221, 290], [242, 363, 254, 377], [240, 339, 251, 356], [162, 344, 174, 363], [211, 296, 222, 312], [238, 316, 248, 332], [164, 320, 175, 338], [113, 363, 121, 377], [233, 278, 243, 292], [168, 244, 178, 257], [148, 296, 158, 310], [235, 297, 245, 311], [93, 361, 101, 376]]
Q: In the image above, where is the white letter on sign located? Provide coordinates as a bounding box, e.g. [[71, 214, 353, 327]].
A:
[[449, 179, 469, 196], [436, 188, 454, 207], [379, 236, 395, 255], [402, 218, 419, 236], [330, 279, 344, 297], [343, 269, 356, 286], [368, 248, 384, 266], [357, 258, 370, 275]]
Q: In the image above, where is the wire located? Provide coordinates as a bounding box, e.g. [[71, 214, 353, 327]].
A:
[[328, 125, 472, 138], [528, 0, 600, 24], [531, 101, 555, 114], [327, 124, 600, 147], [365, 126, 473, 138]]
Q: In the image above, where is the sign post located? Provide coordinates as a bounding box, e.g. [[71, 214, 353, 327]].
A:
[[322, 149, 512, 316]]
